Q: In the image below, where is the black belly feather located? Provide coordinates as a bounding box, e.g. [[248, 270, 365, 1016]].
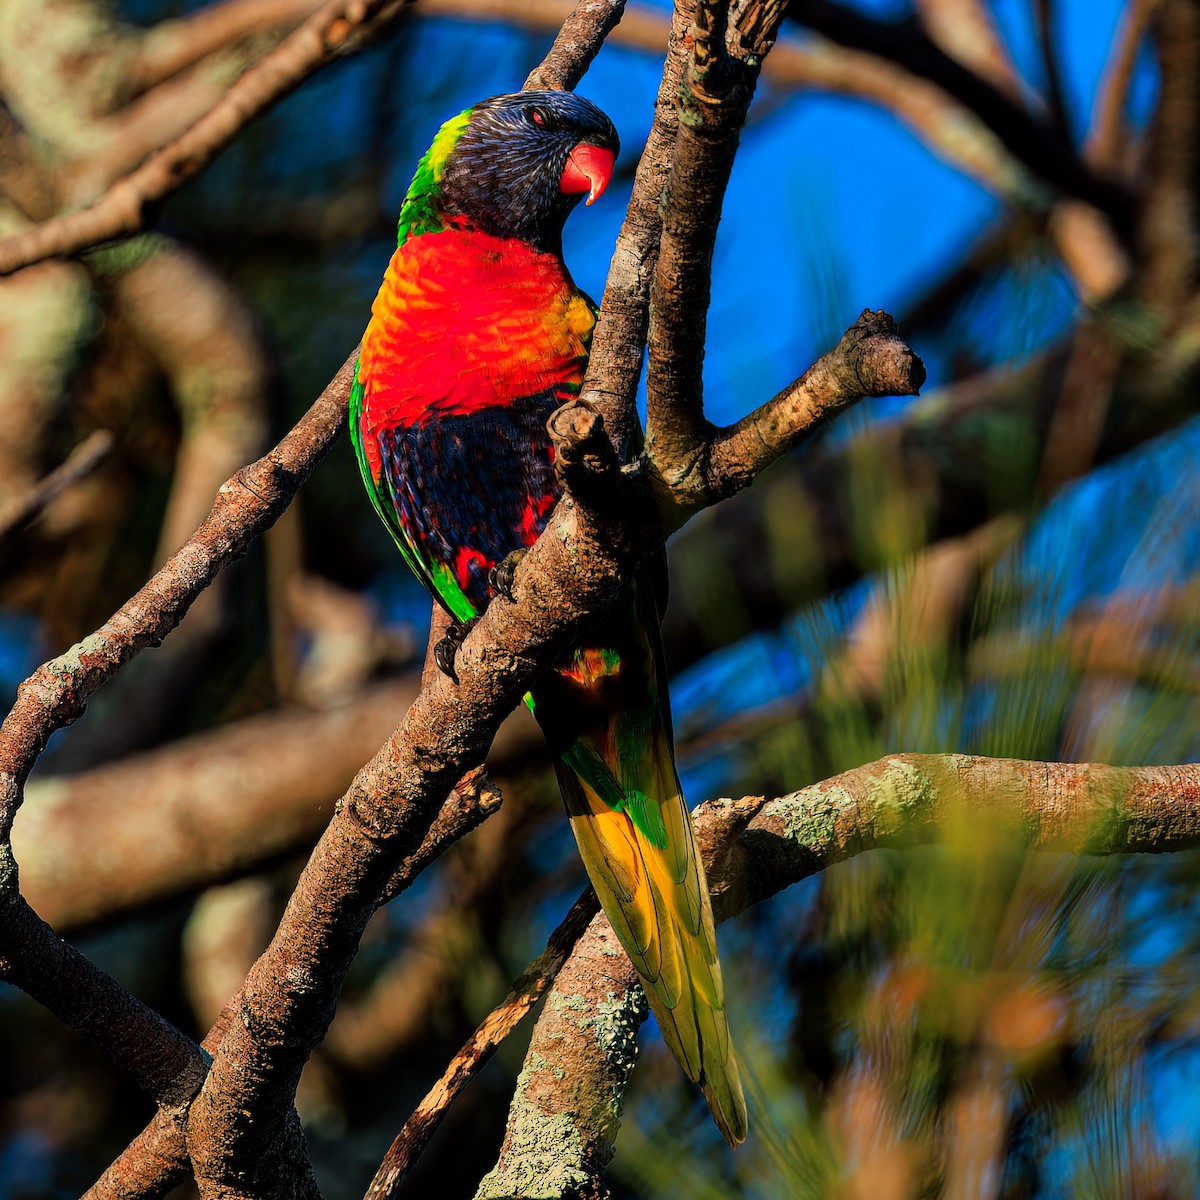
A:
[[377, 391, 562, 611]]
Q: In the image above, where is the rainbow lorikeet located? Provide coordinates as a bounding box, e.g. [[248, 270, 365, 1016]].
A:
[[350, 90, 746, 1144]]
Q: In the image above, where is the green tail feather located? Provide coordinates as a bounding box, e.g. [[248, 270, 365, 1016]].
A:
[[531, 580, 747, 1146]]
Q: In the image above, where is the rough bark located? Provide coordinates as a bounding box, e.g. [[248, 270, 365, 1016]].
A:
[[481, 755, 1200, 1196]]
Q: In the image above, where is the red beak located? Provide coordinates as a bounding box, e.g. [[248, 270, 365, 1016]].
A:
[[560, 143, 616, 205]]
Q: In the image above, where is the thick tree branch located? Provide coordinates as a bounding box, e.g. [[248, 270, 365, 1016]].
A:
[[578, 0, 697, 452], [475, 912, 644, 1200], [14, 678, 535, 931], [83, 775, 503, 1200], [643, 0, 780, 481], [483, 755, 1200, 1195], [0, 0, 409, 277]]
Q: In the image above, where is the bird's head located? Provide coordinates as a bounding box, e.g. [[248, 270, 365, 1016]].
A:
[[422, 91, 619, 253]]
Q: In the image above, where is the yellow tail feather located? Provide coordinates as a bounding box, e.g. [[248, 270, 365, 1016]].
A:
[[554, 759, 748, 1145]]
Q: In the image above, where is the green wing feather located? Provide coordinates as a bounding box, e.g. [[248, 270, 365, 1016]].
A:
[[348, 370, 476, 622]]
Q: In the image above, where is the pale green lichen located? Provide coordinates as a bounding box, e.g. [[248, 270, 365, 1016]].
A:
[[865, 756, 940, 834], [550, 991, 590, 1015], [766, 782, 848, 850], [586, 990, 642, 1062], [46, 632, 109, 679], [474, 1111, 590, 1200]]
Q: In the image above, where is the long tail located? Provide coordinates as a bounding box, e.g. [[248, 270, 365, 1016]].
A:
[[530, 581, 747, 1145], [554, 753, 747, 1145]]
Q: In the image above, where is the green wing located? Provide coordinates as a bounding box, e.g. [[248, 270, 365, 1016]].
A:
[[348, 368, 477, 623]]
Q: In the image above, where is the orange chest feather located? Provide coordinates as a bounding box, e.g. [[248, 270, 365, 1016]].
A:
[[357, 229, 595, 438]]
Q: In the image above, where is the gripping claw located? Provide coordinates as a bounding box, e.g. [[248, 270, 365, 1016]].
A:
[[433, 615, 479, 683], [488, 549, 527, 603]]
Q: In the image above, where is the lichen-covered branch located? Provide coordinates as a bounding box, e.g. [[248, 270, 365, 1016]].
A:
[[481, 754, 1200, 1196], [475, 913, 644, 1200], [365, 891, 599, 1200], [0, 0, 410, 277]]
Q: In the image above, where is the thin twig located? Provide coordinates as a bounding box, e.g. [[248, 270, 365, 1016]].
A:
[[364, 891, 598, 1199], [0, 429, 114, 541], [1086, 0, 1162, 171]]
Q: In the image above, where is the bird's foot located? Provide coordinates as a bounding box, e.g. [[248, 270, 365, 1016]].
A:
[[433, 615, 480, 683], [488, 549, 527, 603]]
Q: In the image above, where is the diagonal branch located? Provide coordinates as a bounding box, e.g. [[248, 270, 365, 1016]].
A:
[[0, 428, 114, 542], [523, 0, 629, 90], [364, 890, 599, 1199], [0, 0, 410, 278], [787, 0, 1136, 242], [0, 351, 355, 841], [83, 774, 503, 1200], [482, 755, 1200, 1196]]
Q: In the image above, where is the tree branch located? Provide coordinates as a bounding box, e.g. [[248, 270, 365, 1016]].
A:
[[786, 0, 1136, 242], [523, 0, 629, 90], [700, 310, 925, 503], [365, 891, 599, 1199], [0, 0, 409, 277], [664, 302, 1200, 662], [130, 0, 325, 95], [482, 754, 1200, 1195], [578, 0, 697, 453], [0, 429, 114, 542], [1086, 0, 1161, 173], [83, 773, 503, 1200], [643, 0, 780, 481]]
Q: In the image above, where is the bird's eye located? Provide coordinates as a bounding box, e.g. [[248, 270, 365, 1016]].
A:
[[530, 109, 546, 126]]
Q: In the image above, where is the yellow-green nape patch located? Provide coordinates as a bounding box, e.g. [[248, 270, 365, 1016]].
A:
[[396, 109, 471, 247]]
